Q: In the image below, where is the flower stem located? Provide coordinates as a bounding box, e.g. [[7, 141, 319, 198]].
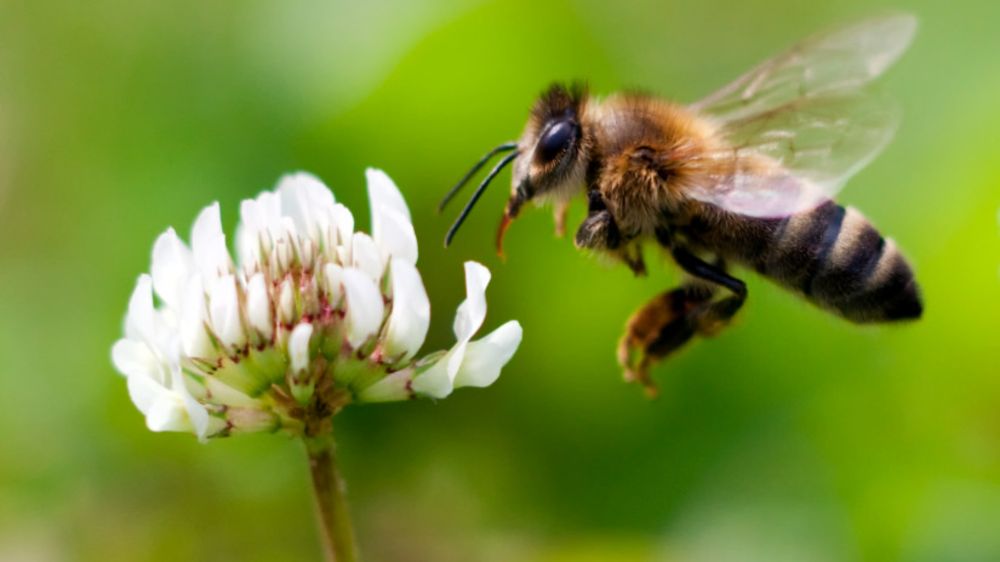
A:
[[305, 433, 359, 562]]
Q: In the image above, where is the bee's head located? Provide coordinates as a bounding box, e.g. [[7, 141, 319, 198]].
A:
[[507, 83, 589, 219], [441, 83, 590, 255]]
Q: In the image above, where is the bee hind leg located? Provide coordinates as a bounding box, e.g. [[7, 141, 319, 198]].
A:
[[670, 245, 747, 336], [617, 285, 712, 397], [618, 247, 747, 396]]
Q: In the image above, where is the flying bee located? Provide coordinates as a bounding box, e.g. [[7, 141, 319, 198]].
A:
[[440, 13, 923, 394]]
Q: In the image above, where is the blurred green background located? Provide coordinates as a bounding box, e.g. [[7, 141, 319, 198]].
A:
[[1, 0, 998, 560]]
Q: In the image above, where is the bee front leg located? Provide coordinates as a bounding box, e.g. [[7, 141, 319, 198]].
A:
[[553, 199, 570, 238], [574, 190, 621, 250], [574, 190, 646, 276]]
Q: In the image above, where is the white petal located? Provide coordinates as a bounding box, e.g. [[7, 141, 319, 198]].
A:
[[125, 274, 155, 342], [453, 320, 522, 389], [341, 267, 385, 348], [125, 371, 166, 417], [410, 355, 454, 399], [240, 198, 265, 237], [356, 369, 414, 403], [271, 217, 298, 273], [246, 272, 273, 339], [382, 258, 430, 361], [305, 174, 336, 205], [298, 235, 317, 271], [366, 168, 410, 219], [257, 190, 282, 226], [151, 228, 193, 309], [170, 367, 211, 440], [277, 172, 333, 237], [191, 202, 231, 283], [303, 176, 336, 233], [445, 341, 469, 381], [323, 263, 344, 308], [331, 203, 355, 250], [277, 277, 296, 325], [208, 274, 246, 348], [444, 262, 491, 377], [179, 276, 214, 358], [111, 339, 161, 380], [237, 197, 271, 269], [453, 261, 490, 342], [374, 207, 418, 265], [289, 322, 313, 373], [241, 193, 278, 243], [367, 169, 417, 265], [321, 223, 339, 264], [192, 202, 224, 248], [145, 393, 194, 433], [235, 223, 260, 272], [351, 232, 385, 281], [121, 352, 206, 437]]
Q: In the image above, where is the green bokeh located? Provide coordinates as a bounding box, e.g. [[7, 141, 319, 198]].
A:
[[1, 1, 998, 560]]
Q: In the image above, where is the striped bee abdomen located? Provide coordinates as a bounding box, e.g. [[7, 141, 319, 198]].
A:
[[754, 201, 922, 323]]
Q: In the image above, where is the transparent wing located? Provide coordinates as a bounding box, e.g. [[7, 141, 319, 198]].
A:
[[690, 12, 916, 123], [689, 93, 901, 217], [685, 150, 829, 219], [686, 12, 916, 217]]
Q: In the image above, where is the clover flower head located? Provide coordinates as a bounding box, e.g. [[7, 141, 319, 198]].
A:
[[111, 169, 522, 440]]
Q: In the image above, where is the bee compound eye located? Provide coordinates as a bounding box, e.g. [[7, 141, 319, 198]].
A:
[[536, 120, 575, 163]]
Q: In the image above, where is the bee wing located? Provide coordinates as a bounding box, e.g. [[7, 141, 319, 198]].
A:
[[689, 93, 901, 217], [686, 12, 916, 218]]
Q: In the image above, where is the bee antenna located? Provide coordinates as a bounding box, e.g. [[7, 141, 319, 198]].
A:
[[444, 150, 519, 247], [438, 141, 518, 213]]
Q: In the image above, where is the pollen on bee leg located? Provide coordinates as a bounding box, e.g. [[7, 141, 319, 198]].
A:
[[618, 336, 657, 397]]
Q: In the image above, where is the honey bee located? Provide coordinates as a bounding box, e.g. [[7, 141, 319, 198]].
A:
[[441, 13, 923, 394]]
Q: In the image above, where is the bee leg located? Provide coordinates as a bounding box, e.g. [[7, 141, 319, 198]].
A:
[[617, 285, 713, 397], [575, 190, 647, 276], [575, 209, 621, 252], [618, 248, 747, 395], [623, 243, 647, 277], [553, 199, 570, 238], [670, 246, 748, 336]]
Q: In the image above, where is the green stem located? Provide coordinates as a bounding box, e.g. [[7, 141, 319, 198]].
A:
[[305, 433, 359, 562]]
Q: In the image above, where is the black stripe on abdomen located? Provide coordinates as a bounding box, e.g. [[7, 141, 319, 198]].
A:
[[810, 207, 884, 301], [759, 201, 844, 290], [761, 204, 921, 323]]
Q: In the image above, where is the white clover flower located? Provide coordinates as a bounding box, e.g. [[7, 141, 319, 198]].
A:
[[111, 169, 522, 441]]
